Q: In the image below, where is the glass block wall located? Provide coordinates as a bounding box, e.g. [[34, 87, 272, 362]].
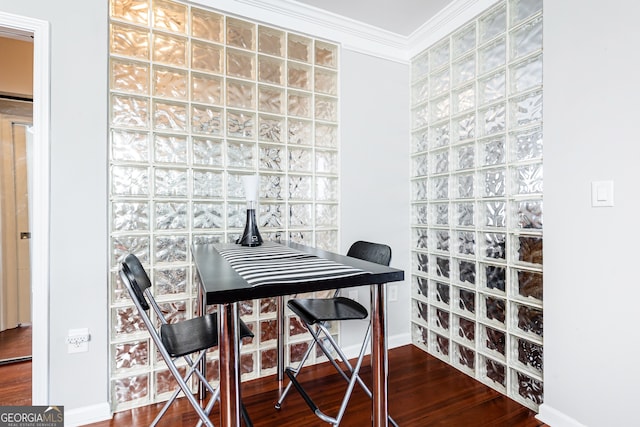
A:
[[410, 0, 543, 410], [108, 0, 340, 411]]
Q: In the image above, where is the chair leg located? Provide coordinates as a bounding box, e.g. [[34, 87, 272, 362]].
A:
[[275, 331, 318, 409]]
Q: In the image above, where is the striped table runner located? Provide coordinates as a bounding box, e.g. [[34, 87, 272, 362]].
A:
[[215, 242, 365, 287]]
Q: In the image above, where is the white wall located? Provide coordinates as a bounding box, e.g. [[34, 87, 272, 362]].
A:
[[541, 1, 640, 426], [339, 49, 411, 349], [0, 0, 109, 422]]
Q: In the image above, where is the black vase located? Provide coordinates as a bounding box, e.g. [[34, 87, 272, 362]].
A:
[[237, 205, 263, 247]]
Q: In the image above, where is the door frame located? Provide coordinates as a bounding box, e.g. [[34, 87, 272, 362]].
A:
[[0, 11, 50, 405]]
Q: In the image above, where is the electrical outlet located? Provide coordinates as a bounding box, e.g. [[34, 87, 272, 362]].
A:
[[388, 285, 398, 302], [67, 328, 90, 353]]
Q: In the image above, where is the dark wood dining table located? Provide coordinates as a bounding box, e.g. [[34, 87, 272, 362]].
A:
[[192, 241, 405, 427]]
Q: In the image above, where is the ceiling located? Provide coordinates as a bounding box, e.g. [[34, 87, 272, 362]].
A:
[[292, 0, 455, 36]]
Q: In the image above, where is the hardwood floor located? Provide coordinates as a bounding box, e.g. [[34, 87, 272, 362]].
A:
[[0, 325, 32, 406], [86, 345, 547, 427]]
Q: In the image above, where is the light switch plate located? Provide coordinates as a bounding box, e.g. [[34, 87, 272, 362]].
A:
[[591, 181, 614, 207]]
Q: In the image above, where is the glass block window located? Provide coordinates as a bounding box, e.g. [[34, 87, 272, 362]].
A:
[[108, 0, 340, 411], [410, 0, 543, 410]]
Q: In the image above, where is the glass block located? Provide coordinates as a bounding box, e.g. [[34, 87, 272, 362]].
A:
[[113, 201, 149, 232], [453, 84, 475, 114], [113, 374, 149, 404], [110, 23, 150, 60], [483, 232, 506, 259], [110, 0, 148, 25], [260, 348, 278, 373], [158, 300, 187, 324], [289, 147, 312, 172], [455, 202, 474, 227], [413, 299, 429, 323], [227, 79, 256, 109], [191, 105, 222, 135], [259, 203, 284, 228], [482, 264, 506, 293], [155, 367, 186, 396], [434, 255, 450, 279], [455, 144, 474, 170], [457, 231, 475, 255], [154, 134, 187, 163], [315, 176, 336, 201], [482, 294, 506, 326], [514, 164, 543, 195], [514, 269, 543, 301], [260, 174, 284, 200], [513, 370, 543, 405], [228, 111, 255, 139], [430, 123, 450, 147], [482, 325, 506, 357], [313, 125, 336, 149], [191, 7, 223, 41], [193, 202, 223, 229], [510, 56, 542, 94], [155, 267, 187, 295], [434, 308, 450, 332], [316, 204, 337, 227], [514, 235, 542, 265], [514, 336, 543, 375], [111, 94, 149, 128], [291, 175, 314, 200], [453, 286, 475, 315], [113, 340, 149, 372], [315, 68, 338, 96], [152, 0, 186, 33], [227, 202, 245, 228], [414, 252, 428, 274], [482, 169, 506, 197], [430, 40, 450, 70], [153, 101, 187, 132], [259, 144, 284, 170], [456, 315, 475, 344], [192, 137, 222, 166], [411, 78, 429, 105], [155, 201, 187, 230], [152, 32, 186, 66], [288, 34, 312, 63], [435, 281, 450, 305], [510, 90, 543, 126], [154, 168, 187, 197], [510, 0, 542, 26], [481, 356, 506, 389], [288, 203, 311, 227], [430, 202, 449, 226], [452, 54, 475, 86], [316, 150, 337, 174], [227, 140, 255, 169], [412, 104, 428, 129], [413, 204, 428, 225], [111, 59, 149, 95], [112, 305, 146, 338], [315, 41, 338, 68], [412, 51, 429, 79], [432, 176, 449, 200], [479, 70, 505, 105], [432, 150, 449, 174], [431, 96, 450, 122], [258, 26, 284, 56], [288, 91, 311, 118], [288, 62, 311, 90], [154, 235, 187, 263], [453, 23, 476, 58], [153, 67, 187, 100], [455, 259, 476, 285], [193, 170, 222, 198], [287, 119, 311, 145], [431, 229, 449, 252], [414, 227, 428, 250], [227, 48, 255, 79], [412, 178, 427, 202], [260, 319, 278, 343], [430, 68, 450, 97], [479, 103, 506, 136], [111, 236, 149, 265], [514, 200, 543, 230], [227, 17, 255, 50], [453, 113, 475, 142], [111, 165, 149, 196], [412, 323, 429, 349], [510, 15, 542, 60], [481, 136, 506, 166], [258, 56, 284, 85], [191, 41, 223, 73], [190, 73, 222, 105], [455, 343, 475, 372], [414, 276, 428, 298], [484, 201, 506, 228], [316, 230, 338, 251], [258, 86, 284, 114], [315, 96, 337, 122], [432, 333, 450, 360], [479, 4, 506, 43], [412, 154, 428, 177], [455, 174, 474, 199], [512, 126, 543, 161], [479, 37, 505, 74], [111, 130, 149, 162]]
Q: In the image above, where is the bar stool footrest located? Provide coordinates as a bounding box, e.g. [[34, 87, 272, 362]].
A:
[[284, 367, 337, 425]]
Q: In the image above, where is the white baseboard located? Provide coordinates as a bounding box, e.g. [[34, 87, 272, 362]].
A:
[[342, 332, 412, 359], [64, 402, 112, 427], [537, 403, 587, 427]]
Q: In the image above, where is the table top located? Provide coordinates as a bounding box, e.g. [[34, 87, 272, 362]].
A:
[[192, 241, 405, 304]]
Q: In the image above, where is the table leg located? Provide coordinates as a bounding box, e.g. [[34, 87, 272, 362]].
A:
[[198, 285, 207, 400], [219, 302, 242, 427], [370, 283, 388, 427], [276, 295, 285, 383]]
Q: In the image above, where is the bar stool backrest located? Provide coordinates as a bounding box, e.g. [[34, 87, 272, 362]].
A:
[[346, 240, 392, 266]]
